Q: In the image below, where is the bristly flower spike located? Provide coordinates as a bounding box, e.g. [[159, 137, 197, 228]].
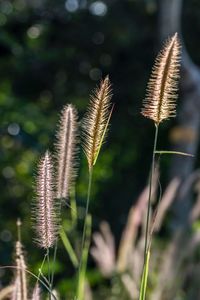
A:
[[82, 76, 113, 170], [33, 151, 59, 249], [55, 104, 79, 199], [142, 33, 181, 125], [31, 283, 41, 300], [11, 240, 28, 300]]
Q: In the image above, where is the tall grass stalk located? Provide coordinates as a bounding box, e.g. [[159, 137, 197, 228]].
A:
[[76, 77, 113, 299], [139, 248, 150, 300], [140, 33, 181, 299], [140, 125, 158, 300], [82, 168, 93, 254], [76, 168, 93, 300], [77, 215, 92, 300], [144, 124, 159, 256]]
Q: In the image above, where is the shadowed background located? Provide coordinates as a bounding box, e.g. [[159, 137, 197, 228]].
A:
[[0, 0, 200, 296]]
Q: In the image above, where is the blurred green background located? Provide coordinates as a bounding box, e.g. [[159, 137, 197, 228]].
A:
[[0, 0, 200, 295]]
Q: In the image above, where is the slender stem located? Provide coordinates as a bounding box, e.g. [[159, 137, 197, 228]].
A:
[[0, 266, 57, 300], [70, 187, 78, 227], [77, 167, 93, 298], [50, 241, 58, 289], [37, 252, 47, 284], [51, 200, 62, 289], [80, 167, 93, 258], [47, 248, 51, 300], [17, 219, 21, 243], [144, 124, 159, 257]]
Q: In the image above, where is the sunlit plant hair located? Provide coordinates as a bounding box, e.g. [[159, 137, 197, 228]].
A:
[[141, 33, 181, 125], [11, 241, 27, 300], [32, 151, 59, 249], [55, 104, 79, 199], [31, 283, 40, 300], [82, 76, 113, 170], [77, 77, 113, 300]]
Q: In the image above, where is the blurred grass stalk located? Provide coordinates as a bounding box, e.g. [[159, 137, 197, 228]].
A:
[[76, 215, 92, 300]]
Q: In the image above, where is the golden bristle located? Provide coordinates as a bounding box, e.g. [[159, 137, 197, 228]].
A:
[[82, 76, 113, 170], [55, 104, 79, 199], [142, 33, 181, 125]]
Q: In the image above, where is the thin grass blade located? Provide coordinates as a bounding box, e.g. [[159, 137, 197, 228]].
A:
[[139, 249, 150, 300], [155, 150, 194, 157], [76, 215, 92, 300], [60, 227, 78, 268]]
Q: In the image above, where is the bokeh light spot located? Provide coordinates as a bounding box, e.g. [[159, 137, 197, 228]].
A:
[[89, 1, 107, 16], [0, 1, 13, 15], [65, 0, 79, 12], [0, 230, 12, 242], [8, 123, 20, 136], [89, 68, 102, 81], [27, 25, 42, 39], [2, 166, 15, 179]]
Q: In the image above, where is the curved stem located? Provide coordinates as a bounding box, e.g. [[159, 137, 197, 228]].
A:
[[0, 266, 57, 300]]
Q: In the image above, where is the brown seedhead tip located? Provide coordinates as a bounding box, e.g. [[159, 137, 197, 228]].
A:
[[82, 76, 113, 170], [142, 33, 181, 125], [33, 151, 59, 249], [55, 104, 79, 199]]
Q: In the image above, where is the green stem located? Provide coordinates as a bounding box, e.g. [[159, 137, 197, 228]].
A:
[[80, 167, 93, 257], [77, 215, 92, 300], [144, 124, 159, 257], [51, 200, 62, 289], [50, 240, 58, 289], [37, 252, 47, 284], [70, 187, 78, 227], [47, 248, 51, 300], [139, 249, 150, 300], [60, 227, 78, 268], [77, 167, 93, 299]]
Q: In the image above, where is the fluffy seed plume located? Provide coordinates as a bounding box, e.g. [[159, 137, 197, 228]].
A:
[[11, 241, 28, 300], [31, 283, 41, 300], [82, 76, 113, 170], [33, 151, 59, 249], [55, 104, 78, 199], [142, 33, 181, 124], [51, 289, 60, 300]]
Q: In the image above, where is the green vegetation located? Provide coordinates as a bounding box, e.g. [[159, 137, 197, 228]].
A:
[[1, 1, 200, 299]]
